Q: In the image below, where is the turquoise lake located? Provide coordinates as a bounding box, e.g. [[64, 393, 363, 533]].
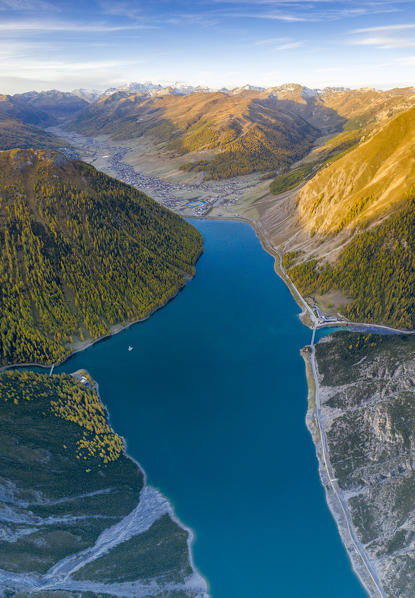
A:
[[55, 219, 367, 598]]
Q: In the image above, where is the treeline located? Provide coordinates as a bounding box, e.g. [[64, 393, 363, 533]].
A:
[[0, 150, 203, 365], [286, 198, 415, 328], [270, 163, 315, 195], [0, 370, 124, 467]]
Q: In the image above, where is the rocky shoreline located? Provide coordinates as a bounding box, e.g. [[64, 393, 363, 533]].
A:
[[302, 345, 383, 598], [304, 333, 415, 598]]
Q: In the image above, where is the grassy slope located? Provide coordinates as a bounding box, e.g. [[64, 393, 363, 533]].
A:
[[0, 148, 203, 366], [296, 106, 415, 235], [322, 86, 415, 127]]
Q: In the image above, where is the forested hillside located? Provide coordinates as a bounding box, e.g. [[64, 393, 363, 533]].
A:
[[0, 370, 206, 596], [0, 149, 203, 366], [0, 91, 87, 151], [285, 197, 415, 328], [266, 101, 415, 329]]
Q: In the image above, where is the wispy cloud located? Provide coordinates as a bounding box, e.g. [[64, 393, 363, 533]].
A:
[[0, 19, 156, 32], [255, 36, 304, 50], [398, 55, 415, 65], [218, 10, 306, 21], [275, 40, 304, 50], [1, 58, 142, 73], [97, 0, 143, 21], [255, 36, 290, 45], [205, 0, 404, 22], [352, 23, 415, 33], [0, 0, 56, 10], [351, 36, 415, 49]]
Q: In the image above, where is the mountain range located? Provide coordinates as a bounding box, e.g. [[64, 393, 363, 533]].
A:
[[2, 80, 415, 598], [2, 81, 415, 327]]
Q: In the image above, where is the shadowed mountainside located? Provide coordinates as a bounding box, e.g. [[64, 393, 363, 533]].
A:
[[0, 91, 88, 151]]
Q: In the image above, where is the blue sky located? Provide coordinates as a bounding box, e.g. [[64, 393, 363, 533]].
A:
[[1, 0, 415, 92]]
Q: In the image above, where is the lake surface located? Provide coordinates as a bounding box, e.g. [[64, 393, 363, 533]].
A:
[[56, 220, 367, 598]]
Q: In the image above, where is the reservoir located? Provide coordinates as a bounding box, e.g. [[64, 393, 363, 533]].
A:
[[56, 220, 367, 598]]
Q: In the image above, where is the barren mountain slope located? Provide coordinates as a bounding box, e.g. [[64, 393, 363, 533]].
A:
[[296, 105, 415, 236]]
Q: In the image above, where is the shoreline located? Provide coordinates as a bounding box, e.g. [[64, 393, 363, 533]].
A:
[[79, 369, 211, 597], [191, 215, 394, 598], [7, 130, 408, 596], [0, 264, 201, 374], [0, 253, 208, 594], [302, 337, 387, 598]]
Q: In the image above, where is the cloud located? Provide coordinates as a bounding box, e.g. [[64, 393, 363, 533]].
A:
[[0, 58, 143, 74], [255, 37, 290, 45], [352, 23, 415, 33], [351, 36, 415, 49], [97, 1, 143, 20], [255, 36, 303, 50], [274, 40, 304, 50], [397, 55, 415, 65], [0, 0, 56, 9], [204, 0, 405, 22], [218, 10, 306, 21], [0, 19, 155, 32]]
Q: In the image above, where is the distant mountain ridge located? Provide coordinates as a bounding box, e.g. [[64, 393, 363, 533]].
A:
[[70, 81, 352, 101], [0, 90, 88, 151]]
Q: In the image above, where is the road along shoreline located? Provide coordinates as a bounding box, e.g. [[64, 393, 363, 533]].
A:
[[46, 130, 414, 597]]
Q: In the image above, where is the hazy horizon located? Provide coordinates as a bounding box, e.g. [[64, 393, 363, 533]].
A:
[[1, 0, 415, 94]]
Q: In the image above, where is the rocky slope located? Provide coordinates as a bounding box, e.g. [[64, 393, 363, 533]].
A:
[[309, 332, 415, 598], [0, 369, 207, 597]]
